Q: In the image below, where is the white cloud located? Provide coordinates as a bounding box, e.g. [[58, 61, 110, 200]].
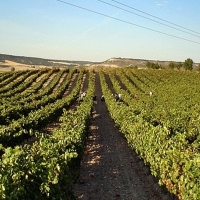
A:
[[155, 0, 168, 7]]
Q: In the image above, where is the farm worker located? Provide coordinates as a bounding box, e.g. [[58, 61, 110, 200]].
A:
[[118, 93, 122, 101], [115, 93, 119, 101], [101, 95, 105, 101], [80, 92, 84, 101], [93, 94, 97, 101]]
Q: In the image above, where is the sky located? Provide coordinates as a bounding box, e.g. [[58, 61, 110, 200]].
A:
[[0, 0, 200, 63]]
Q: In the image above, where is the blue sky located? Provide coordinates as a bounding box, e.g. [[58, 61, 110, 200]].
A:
[[0, 0, 200, 63]]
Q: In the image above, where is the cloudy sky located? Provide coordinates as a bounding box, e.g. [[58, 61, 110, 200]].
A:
[[0, 0, 200, 63]]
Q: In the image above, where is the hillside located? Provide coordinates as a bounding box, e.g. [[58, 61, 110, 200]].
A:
[[101, 57, 171, 68], [0, 53, 199, 71], [0, 53, 95, 71]]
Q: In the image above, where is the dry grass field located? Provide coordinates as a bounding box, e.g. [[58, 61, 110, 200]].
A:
[[0, 60, 52, 71]]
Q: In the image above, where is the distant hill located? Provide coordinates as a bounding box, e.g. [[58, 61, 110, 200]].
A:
[[0, 53, 199, 71], [0, 54, 51, 66], [0, 53, 95, 68], [102, 57, 171, 68], [84, 57, 199, 70], [87, 57, 184, 69]]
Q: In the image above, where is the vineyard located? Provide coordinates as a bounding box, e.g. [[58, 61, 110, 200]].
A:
[[0, 68, 200, 199]]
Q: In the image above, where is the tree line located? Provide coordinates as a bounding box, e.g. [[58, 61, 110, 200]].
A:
[[146, 58, 200, 71]]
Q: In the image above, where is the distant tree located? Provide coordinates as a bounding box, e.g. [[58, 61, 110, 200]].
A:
[[146, 61, 160, 69], [10, 67, 15, 71], [134, 65, 138, 69], [146, 61, 152, 69], [176, 62, 183, 70], [153, 63, 161, 69], [168, 62, 175, 69], [183, 58, 193, 70]]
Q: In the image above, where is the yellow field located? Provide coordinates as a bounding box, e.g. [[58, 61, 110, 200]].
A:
[[0, 60, 52, 71]]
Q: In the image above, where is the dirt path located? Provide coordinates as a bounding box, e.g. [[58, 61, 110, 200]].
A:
[[73, 72, 177, 200]]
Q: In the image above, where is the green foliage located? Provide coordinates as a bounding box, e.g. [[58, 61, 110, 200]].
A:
[[183, 58, 193, 70], [99, 68, 200, 200], [176, 62, 183, 70], [169, 62, 183, 70], [1, 68, 200, 199], [168, 62, 183, 70], [0, 69, 95, 199], [146, 61, 161, 69], [168, 62, 175, 69]]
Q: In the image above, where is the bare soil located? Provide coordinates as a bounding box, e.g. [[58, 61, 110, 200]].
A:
[[73, 72, 177, 200]]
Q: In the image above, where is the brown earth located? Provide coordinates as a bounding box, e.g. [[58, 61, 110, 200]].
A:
[[72, 73, 177, 200], [0, 60, 52, 71]]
